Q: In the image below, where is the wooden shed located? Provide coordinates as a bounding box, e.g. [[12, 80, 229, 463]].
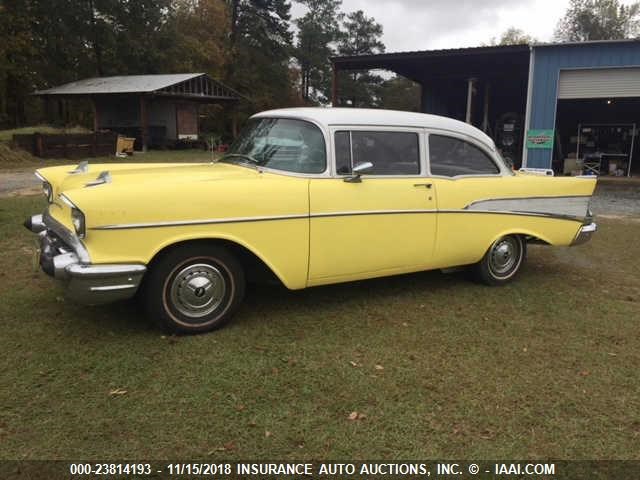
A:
[[34, 73, 241, 151]]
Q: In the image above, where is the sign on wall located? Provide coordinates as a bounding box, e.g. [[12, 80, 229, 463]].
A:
[[526, 129, 554, 149]]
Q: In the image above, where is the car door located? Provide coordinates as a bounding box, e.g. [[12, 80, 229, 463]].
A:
[[307, 127, 437, 286], [426, 131, 512, 267]]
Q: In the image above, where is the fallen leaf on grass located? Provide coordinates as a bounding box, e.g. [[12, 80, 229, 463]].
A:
[[374, 364, 384, 371], [216, 441, 236, 452], [347, 411, 366, 421], [579, 370, 590, 377], [479, 429, 495, 440], [265, 431, 272, 438], [109, 388, 127, 396], [349, 361, 360, 367]]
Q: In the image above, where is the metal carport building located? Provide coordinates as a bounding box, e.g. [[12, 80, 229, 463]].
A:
[[332, 39, 640, 176]]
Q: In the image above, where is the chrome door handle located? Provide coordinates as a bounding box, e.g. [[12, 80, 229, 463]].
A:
[[413, 183, 432, 189]]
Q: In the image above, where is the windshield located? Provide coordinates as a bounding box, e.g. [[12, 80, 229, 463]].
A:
[[222, 118, 326, 174]]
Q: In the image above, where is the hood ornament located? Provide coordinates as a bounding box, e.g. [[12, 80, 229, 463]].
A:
[[69, 160, 89, 174], [85, 171, 112, 187]]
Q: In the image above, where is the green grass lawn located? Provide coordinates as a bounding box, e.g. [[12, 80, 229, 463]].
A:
[[0, 125, 91, 143], [1, 196, 639, 460]]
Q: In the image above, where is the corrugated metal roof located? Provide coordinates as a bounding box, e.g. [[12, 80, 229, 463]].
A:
[[331, 39, 640, 65], [331, 44, 529, 64], [35, 73, 204, 95], [533, 38, 640, 48]]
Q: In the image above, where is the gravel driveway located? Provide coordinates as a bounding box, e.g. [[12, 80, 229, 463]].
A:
[[591, 182, 640, 217], [1, 168, 639, 216], [0, 169, 40, 197]]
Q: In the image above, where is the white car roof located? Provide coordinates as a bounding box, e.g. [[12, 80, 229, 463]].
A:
[[252, 107, 496, 150]]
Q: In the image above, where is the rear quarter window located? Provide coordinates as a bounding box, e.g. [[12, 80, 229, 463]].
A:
[[429, 134, 499, 177]]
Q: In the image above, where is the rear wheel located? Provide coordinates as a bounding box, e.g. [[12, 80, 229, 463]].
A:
[[143, 244, 245, 333], [473, 234, 526, 286]]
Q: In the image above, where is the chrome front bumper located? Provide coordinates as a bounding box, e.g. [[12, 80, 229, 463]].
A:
[[25, 213, 146, 305], [571, 222, 597, 246]]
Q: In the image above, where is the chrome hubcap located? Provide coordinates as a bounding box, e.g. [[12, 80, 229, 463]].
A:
[[489, 238, 519, 275], [169, 263, 226, 319]]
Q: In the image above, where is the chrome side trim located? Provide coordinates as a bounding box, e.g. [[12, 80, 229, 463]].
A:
[[34, 171, 46, 182], [324, 208, 587, 222], [42, 209, 91, 263], [311, 209, 436, 219], [465, 195, 591, 208], [571, 222, 597, 246], [91, 213, 310, 230], [438, 209, 585, 223], [465, 195, 591, 220], [91, 207, 588, 231]]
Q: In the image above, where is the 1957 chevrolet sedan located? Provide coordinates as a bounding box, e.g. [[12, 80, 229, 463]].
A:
[[25, 108, 597, 333]]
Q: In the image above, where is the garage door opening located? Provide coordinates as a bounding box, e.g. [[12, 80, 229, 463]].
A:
[[554, 97, 639, 176]]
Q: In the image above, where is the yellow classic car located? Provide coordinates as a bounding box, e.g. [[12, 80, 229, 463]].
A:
[[25, 108, 597, 333]]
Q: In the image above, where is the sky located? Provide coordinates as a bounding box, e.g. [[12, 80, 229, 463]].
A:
[[291, 0, 638, 53]]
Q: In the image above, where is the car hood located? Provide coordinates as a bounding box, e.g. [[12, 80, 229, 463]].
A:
[[37, 161, 259, 197]]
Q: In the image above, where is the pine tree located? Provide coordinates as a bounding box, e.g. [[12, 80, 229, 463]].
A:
[[336, 10, 385, 108], [294, 0, 343, 103], [227, 0, 294, 109]]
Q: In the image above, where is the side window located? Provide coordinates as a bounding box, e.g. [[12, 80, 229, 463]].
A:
[[334, 131, 420, 175], [429, 134, 499, 177]]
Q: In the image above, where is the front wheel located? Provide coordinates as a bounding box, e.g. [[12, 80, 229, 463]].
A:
[[473, 234, 526, 286], [143, 244, 245, 333]]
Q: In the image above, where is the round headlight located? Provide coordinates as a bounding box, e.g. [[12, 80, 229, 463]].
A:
[[42, 182, 53, 203], [71, 208, 86, 238]]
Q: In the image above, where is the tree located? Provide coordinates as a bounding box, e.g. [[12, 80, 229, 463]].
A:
[[172, 0, 229, 76], [378, 76, 421, 112], [0, 0, 101, 126], [109, 0, 177, 74], [488, 27, 537, 46], [226, 0, 294, 110], [294, 0, 343, 103], [336, 10, 385, 107], [554, 0, 640, 41]]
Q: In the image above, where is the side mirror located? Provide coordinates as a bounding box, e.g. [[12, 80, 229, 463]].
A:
[[344, 161, 373, 183]]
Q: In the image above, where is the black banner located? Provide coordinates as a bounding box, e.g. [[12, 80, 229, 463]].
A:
[[1, 460, 639, 480]]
